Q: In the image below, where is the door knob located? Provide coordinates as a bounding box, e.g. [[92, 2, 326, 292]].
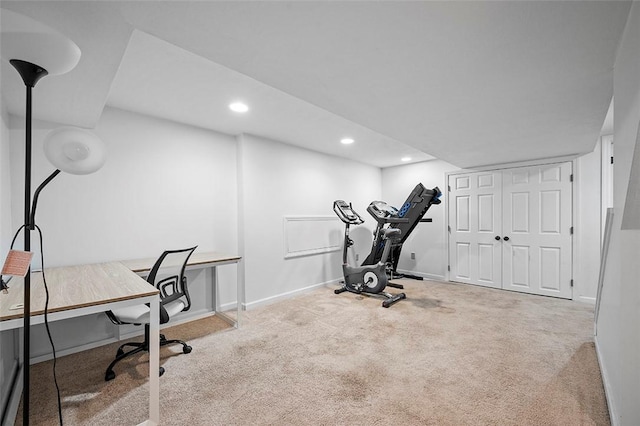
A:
[[495, 236, 501, 241], [503, 236, 510, 241]]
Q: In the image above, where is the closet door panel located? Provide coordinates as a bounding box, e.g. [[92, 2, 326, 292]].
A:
[[448, 171, 502, 288], [502, 163, 572, 298]]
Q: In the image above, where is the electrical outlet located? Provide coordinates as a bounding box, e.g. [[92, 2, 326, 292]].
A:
[[356, 254, 359, 261], [411, 252, 416, 260]]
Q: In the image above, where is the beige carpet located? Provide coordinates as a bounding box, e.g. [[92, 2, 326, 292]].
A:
[[17, 279, 608, 425]]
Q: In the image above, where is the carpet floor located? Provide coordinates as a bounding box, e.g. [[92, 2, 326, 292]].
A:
[[17, 279, 608, 425]]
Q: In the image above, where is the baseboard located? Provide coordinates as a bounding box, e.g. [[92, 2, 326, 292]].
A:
[[395, 269, 446, 282], [31, 310, 219, 364], [245, 279, 341, 310], [594, 335, 617, 426], [30, 336, 122, 364], [168, 310, 217, 326], [577, 295, 596, 304], [218, 301, 240, 311]]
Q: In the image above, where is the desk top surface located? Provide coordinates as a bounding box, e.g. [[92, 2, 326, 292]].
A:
[[0, 262, 158, 322], [120, 251, 241, 273]]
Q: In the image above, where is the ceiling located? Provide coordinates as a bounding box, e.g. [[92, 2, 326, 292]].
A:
[[0, 1, 631, 169]]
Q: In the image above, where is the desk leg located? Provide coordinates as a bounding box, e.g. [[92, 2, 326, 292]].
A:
[[211, 263, 241, 329], [149, 296, 160, 424], [213, 266, 219, 314], [236, 261, 242, 328]]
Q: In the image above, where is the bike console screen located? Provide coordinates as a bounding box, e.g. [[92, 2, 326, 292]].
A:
[[333, 200, 364, 225]]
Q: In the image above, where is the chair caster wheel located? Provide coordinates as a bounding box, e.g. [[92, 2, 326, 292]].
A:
[[159, 367, 165, 377], [183, 345, 192, 354], [105, 370, 116, 381]]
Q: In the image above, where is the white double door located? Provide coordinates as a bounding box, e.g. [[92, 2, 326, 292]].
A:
[[448, 162, 573, 299]]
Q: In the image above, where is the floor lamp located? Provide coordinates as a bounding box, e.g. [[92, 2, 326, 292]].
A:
[[1, 9, 84, 424]]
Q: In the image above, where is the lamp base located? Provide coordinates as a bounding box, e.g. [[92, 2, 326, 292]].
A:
[[10, 59, 48, 88]]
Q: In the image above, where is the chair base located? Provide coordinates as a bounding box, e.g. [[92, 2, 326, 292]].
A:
[[105, 326, 192, 381]]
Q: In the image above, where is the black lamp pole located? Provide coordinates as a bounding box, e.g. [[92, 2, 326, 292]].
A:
[[10, 59, 49, 426]]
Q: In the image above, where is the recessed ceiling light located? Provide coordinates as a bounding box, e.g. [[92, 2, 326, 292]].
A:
[[229, 102, 249, 113], [340, 138, 354, 145], [401, 157, 412, 162]]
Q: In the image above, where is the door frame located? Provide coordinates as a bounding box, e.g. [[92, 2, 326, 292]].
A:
[[445, 156, 578, 300]]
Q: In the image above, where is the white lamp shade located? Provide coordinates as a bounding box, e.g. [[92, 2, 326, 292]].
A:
[[44, 127, 106, 175], [0, 9, 80, 75]]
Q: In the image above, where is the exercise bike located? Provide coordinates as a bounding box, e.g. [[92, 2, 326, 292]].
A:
[[333, 200, 406, 308]]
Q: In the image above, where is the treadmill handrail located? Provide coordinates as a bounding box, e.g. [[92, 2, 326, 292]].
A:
[[385, 217, 410, 224]]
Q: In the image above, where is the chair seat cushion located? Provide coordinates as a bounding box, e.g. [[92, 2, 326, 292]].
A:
[[110, 304, 150, 324], [110, 300, 185, 325], [164, 299, 186, 318]]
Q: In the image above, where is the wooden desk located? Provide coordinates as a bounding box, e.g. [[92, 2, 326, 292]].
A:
[[120, 251, 242, 328], [0, 262, 161, 425]]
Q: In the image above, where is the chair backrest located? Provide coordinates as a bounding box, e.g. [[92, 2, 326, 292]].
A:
[[147, 246, 197, 312]]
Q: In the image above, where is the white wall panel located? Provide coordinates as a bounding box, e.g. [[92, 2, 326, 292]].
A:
[[596, 4, 640, 424], [283, 216, 342, 258], [0, 95, 11, 276], [574, 142, 603, 303], [0, 94, 18, 422], [238, 134, 380, 307], [9, 107, 238, 266], [7, 107, 239, 362]]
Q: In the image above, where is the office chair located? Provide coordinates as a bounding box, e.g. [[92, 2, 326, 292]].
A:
[[104, 246, 197, 381]]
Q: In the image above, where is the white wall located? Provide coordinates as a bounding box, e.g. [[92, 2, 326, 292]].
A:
[[9, 107, 237, 266], [0, 92, 19, 423], [596, 3, 640, 425], [382, 160, 459, 279], [0, 93, 11, 277], [238, 134, 381, 307], [574, 142, 603, 303], [6, 106, 239, 358]]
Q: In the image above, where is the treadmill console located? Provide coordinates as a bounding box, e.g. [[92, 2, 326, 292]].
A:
[[367, 201, 408, 224]]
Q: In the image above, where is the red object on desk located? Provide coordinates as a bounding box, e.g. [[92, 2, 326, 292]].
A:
[[1, 250, 33, 277]]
